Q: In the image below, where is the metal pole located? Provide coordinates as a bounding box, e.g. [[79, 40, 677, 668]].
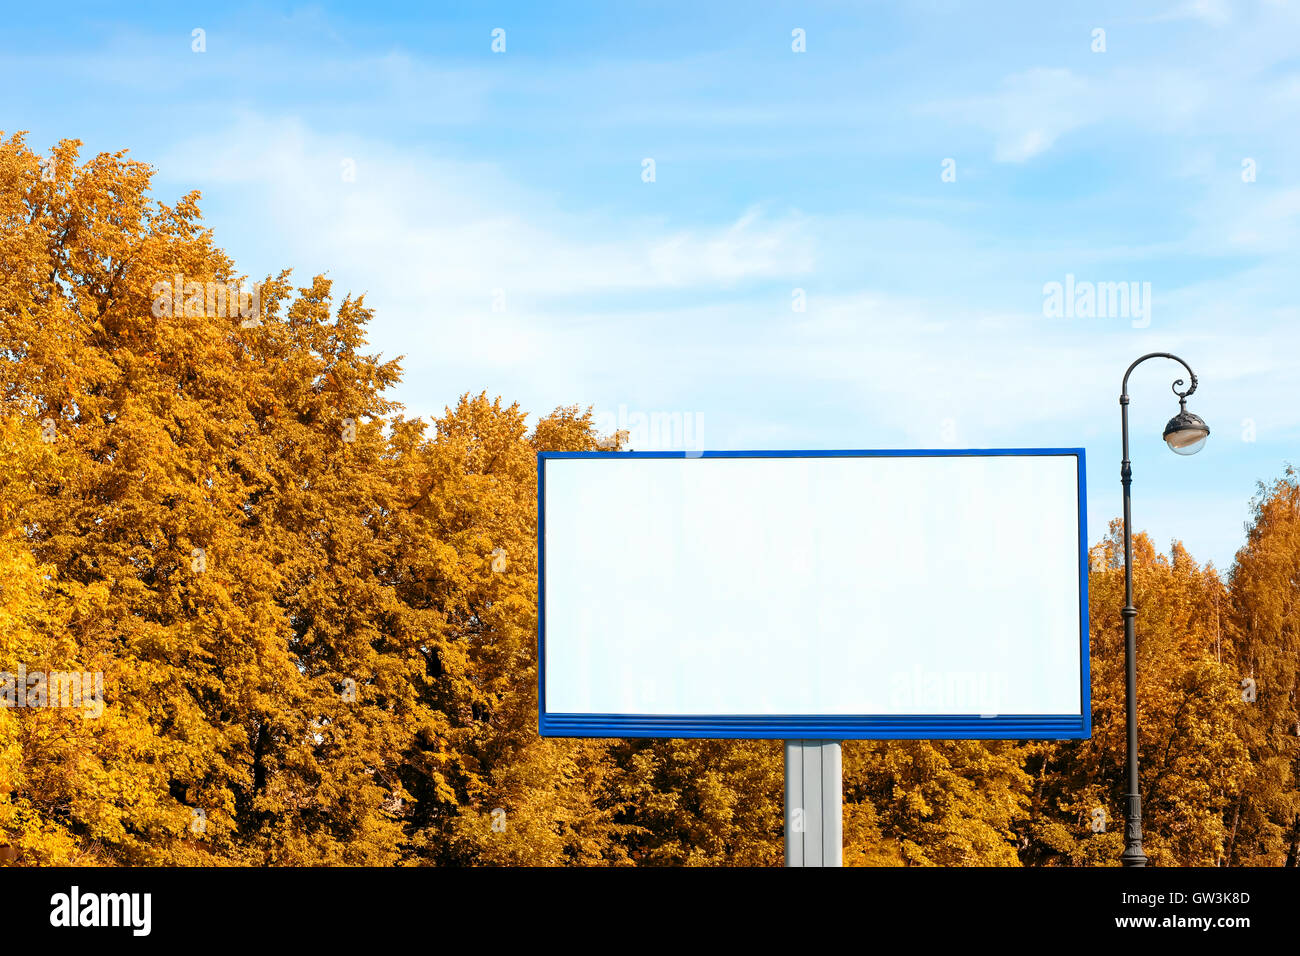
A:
[[1117, 351, 1198, 867], [784, 740, 842, 866], [1119, 392, 1146, 867]]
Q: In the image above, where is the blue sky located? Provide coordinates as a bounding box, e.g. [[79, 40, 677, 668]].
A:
[[3, 0, 1298, 571]]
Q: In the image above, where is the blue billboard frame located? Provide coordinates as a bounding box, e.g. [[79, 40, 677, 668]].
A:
[[537, 448, 1091, 740]]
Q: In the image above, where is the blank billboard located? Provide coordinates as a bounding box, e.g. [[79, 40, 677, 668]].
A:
[[538, 449, 1089, 739]]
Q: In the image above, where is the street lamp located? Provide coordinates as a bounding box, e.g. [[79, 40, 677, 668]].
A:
[[1163, 406, 1211, 456], [1118, 352, 1209, 867]]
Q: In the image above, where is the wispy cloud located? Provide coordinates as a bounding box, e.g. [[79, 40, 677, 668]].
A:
[[1147, 0, 1235, 26]]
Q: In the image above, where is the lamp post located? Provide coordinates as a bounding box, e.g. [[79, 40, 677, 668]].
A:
[[1118, 352, 1210, 867]]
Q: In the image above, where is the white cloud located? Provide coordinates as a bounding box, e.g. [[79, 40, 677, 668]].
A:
[[153, 113, 819, 425], [926, 68, 1095, 163], [160, 114, 815, 303], [1150, 0, 1235, 26]]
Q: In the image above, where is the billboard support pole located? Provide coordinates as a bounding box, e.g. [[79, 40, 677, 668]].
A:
[[784, 740, 842, 867]]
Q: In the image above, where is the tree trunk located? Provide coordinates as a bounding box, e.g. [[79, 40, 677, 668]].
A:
[[1284, 812, 1300, 867]]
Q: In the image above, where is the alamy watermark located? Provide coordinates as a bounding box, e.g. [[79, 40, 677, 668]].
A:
[[151, 276, 263, 327], [50, 886, 150, 936], [1042, 274, 1151, 328], [1, 665, 104, 718], [889, 666, 1008, 714], [593, 405, 704, 454]]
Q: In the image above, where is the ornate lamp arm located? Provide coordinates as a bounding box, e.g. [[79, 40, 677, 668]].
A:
[[1122, 351, 1198, 403]]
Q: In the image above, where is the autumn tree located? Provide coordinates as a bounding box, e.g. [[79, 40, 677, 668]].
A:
[[1, 134, 466, 863], [596, 739, 783, 866], [1, 131, 242, 863], [1023, 522, 1248, 865], [397, 395, 629, 865], [844, 741, 1032, 866], [1223, 470, 1300, 865]]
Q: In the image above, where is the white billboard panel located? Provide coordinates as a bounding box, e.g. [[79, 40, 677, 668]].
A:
[[538, 450, 1089, 739]]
